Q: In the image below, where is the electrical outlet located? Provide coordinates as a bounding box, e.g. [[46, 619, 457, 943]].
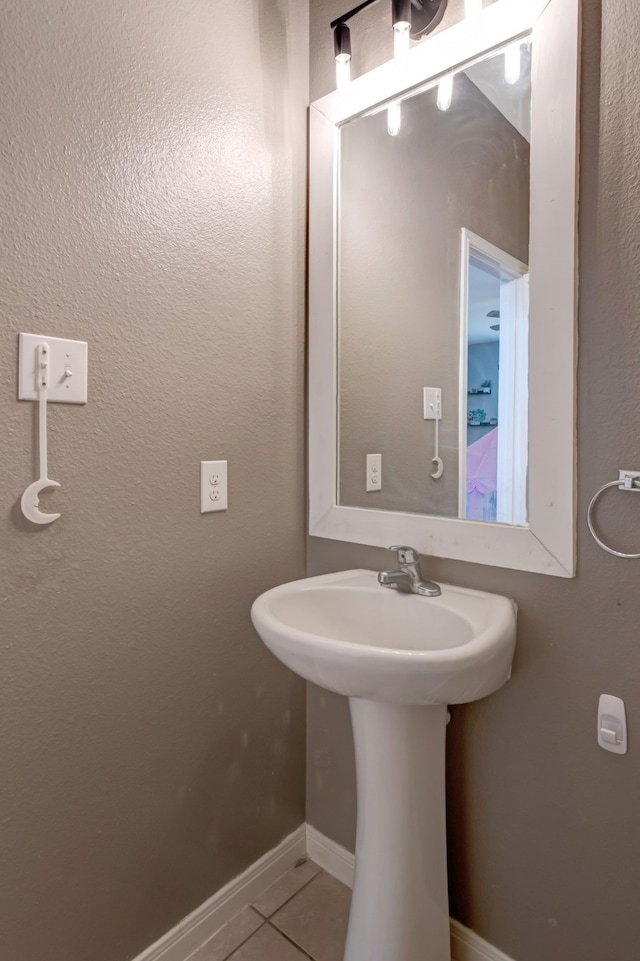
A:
[[201, 460, 228, 513], [366, 454, 382, 492]]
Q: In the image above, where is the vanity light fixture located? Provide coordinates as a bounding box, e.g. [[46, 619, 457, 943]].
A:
[[387, 101, 402, 136], [436, 74, 454, 111], [334, 22, 352, 96], [392, 0, 412, 69], [504, 41, 522, 84], [330, 0, 448, 93]]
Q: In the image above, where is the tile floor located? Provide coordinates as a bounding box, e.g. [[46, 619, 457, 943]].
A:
[[190, 859, 351, 961]]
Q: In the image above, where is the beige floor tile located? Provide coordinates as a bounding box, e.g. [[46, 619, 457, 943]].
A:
[[270, 871, 351, 961], [191, 907, 264, 961], [227, 922, 310, 960], [251, 858, 322, 918]]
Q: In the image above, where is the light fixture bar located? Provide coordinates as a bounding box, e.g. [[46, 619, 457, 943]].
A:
[[330, 0, 447, 32], [330, 0, 384, 30], [330, 0, 447, 85]]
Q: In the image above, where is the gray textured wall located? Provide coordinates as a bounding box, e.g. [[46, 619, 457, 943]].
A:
[[338, 75, 528, 515], [308, 1, 640, 959], [0, 2, 308, 960]]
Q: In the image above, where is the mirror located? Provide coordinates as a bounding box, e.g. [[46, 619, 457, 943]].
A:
[[309, 0, 579, 576], [337, 42, 531, 525]]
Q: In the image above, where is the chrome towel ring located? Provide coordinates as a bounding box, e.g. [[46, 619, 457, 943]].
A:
[[587, 474, 640, 559]]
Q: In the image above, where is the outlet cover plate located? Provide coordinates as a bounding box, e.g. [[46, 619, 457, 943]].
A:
[[19, 333, 88, 404], [200, 460, 228, 513], [366, 453, 382, 493]]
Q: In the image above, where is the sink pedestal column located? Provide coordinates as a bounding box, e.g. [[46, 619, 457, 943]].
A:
[[345, 699, 450, 961]]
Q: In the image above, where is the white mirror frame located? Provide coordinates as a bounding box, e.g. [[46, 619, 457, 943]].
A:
[[309, 0, 580, 577]]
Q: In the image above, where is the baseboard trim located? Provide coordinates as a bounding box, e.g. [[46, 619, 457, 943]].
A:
[[449, 919, 516, 961], [306, 825, 515, 961], [133, 823, 515, 961], [306, 824, 355, 888], [133, 825, 306, 961]]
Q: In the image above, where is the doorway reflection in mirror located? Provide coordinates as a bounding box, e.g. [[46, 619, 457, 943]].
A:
[[463, 233, 528, 526]]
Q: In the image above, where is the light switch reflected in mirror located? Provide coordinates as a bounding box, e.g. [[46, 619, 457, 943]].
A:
[[337, 40, 532, 526]]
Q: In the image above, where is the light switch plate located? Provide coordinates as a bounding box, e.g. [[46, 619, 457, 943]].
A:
[[423, 387, 442, 421], [19, 333, 88, 404]]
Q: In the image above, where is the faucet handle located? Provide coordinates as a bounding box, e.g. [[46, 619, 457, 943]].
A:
[[389, 545, 420, 565]]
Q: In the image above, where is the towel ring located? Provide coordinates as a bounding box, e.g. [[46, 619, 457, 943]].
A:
[[587, 478, 640, 559]]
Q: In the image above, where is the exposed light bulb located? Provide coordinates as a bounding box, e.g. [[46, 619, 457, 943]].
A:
[[393, 21, 411, 70], [504, 42, 521, 85], [437, 75, 454, 112], [336, 55, 351, 97], [464, 0, 483, 17], [387, 102, 402, 137], [392, 0, 412, 69], [334, 22, 352, 97]]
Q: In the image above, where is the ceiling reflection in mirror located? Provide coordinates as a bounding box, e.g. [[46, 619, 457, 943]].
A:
[[337, 40, 532, 526]]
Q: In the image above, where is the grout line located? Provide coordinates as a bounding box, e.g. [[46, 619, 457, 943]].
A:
[[252, 865, 324, 921], [217, 865, 337, 961], [267, 921, 316, 961], [213, 912, 267, 961]]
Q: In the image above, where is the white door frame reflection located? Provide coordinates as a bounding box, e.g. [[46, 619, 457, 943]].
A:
[[459, 228, 529, 525]]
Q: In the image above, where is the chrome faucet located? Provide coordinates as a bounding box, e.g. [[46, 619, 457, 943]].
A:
[[378, 545, 441, 597]]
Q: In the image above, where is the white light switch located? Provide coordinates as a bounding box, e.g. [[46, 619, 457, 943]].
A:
[[19, 333, 88, 404], [598, 694, 627, 754], [201, 461, 228, 513], [366, 454, 382, 492], [423, 387, 442, 421]]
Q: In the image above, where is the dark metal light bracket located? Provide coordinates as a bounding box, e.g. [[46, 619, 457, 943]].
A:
[[409, 0, 448, 39], [331, 0, 447, 39]]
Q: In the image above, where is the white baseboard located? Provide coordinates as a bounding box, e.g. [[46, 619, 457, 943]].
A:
[[133, 825, 306, 961], [133, 823, 514, 961], [306, 824, 355, 888], [306, 825, 515, 961], [450, 919, 516, 961]]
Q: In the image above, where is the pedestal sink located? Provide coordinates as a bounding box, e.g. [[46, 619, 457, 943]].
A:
[[251, 569, 517, 961]]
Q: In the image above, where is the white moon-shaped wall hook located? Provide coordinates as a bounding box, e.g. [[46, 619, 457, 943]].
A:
[[21, 478, 61, 525]]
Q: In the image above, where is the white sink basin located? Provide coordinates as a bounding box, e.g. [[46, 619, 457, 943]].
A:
[[251, 569, 516, 706], [251, 568, 517, 961]]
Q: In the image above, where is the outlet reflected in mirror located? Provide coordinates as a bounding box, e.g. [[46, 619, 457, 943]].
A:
[[337, 40, 531, 526]]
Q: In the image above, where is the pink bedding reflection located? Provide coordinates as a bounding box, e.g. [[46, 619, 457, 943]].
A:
[[467, 427, 498, 521]]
